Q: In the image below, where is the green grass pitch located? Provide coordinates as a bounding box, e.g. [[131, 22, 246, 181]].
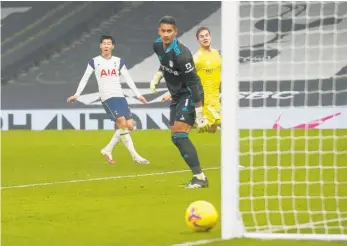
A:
[[2, 129, 346, 246]]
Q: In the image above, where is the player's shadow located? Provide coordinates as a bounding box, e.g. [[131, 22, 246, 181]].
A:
[[179, 230, 214, 235]]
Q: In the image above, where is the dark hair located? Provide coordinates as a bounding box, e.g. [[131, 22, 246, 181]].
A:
[[100, 35, 115, 44], [196, 26, 211, 39], [159, 16, 176, 26]]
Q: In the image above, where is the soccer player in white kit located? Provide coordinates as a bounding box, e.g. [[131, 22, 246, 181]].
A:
[[67, 35, 150, 165]]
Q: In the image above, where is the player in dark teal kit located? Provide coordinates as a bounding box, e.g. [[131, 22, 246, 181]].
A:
[[150, 16, 210, 188]]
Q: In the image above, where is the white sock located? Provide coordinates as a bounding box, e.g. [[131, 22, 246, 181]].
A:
[[119, 128, 139, 157], [193, 172, 206, 180], [105, 129, 121, 152]]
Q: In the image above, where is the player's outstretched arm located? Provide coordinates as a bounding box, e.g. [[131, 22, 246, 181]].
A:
[[150, 42, 164, 92], [67, 61, 94, 103], [150, 69, 163, 93], [120, 62, 148, 104]]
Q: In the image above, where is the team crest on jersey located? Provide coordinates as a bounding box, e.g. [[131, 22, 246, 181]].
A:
[[169, 60, 173, 68]]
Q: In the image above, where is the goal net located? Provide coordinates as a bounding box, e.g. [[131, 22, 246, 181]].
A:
[[222, 0, 347, 241]]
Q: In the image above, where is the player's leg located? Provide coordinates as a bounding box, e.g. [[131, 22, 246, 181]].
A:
[[171, 96, 208, 188], [111, 99, 149, 164], [102, 118, 137, 155], [124, 118, 149, 164], [100, 99, 120, 164], [126, 119, 136, 131], [104, 125, 122, 151], [204, 104, 221, 133], [207, 124, 219, 133], [203, 105, 217, 133]]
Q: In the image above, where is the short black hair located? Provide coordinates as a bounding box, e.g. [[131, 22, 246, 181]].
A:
[[196, 26, 211, 39], [159, 16, 176, 26], [100, 35, 115, 44]]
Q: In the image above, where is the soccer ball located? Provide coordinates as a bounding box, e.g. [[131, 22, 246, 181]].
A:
[[185, 200, 218, 232]]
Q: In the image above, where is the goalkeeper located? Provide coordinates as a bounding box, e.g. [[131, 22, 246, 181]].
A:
[[160, 26, 222, 133], [150, 16, 209, 188]]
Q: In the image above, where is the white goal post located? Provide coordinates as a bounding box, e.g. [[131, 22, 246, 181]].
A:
[[221, 0, 347, 241], [221, 0, 244, 240]]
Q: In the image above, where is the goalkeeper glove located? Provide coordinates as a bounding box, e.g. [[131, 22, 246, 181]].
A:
[[195, 106, 209, 133], [150, 71, 163, 93]]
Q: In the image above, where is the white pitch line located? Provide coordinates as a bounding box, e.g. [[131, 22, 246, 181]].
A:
[[170, 238, 221, 246], [1, 167, 220, 190]]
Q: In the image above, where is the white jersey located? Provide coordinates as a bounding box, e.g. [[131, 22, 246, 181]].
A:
[[74, 55, 141, 102]]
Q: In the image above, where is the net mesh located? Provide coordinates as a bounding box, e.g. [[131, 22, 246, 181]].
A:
[[237, 1, 347, 235]]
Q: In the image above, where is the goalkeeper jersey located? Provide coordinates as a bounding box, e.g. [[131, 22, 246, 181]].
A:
[[193, 48, 221, 105], [153, 38, 203, 103]]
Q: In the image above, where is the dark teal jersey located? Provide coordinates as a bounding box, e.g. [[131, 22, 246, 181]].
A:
[[153, 38, 203, 103]]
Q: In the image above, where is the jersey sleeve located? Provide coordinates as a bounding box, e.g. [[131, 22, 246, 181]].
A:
[[74, 60, 94, 96], [178, 48, 202, 103], [120, 59, 141, 98], [152, 42, 163, 73]]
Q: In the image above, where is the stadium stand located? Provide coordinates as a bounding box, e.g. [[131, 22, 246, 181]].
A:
[[1, 1, 124, 84], [1, 1, 221, 109]]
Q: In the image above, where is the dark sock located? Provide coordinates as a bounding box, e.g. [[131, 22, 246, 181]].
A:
[[171, 132, 202, 175]]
